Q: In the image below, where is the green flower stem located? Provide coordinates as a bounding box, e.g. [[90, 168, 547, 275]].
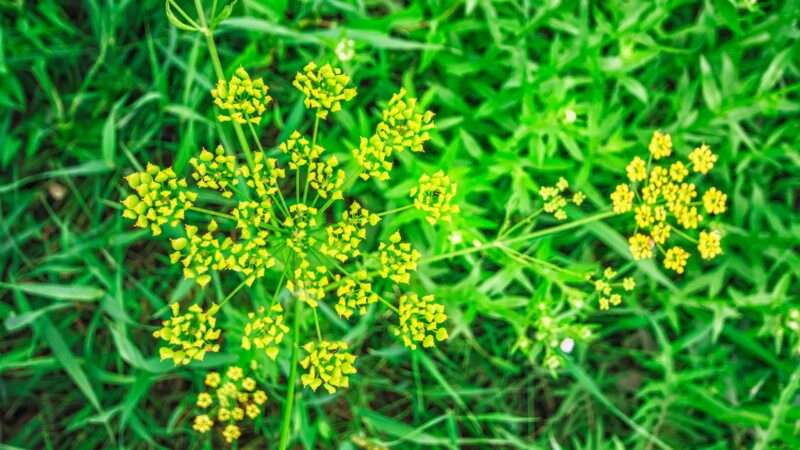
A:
[[219, 278, 248, 307], [672, 227, 699, 244], [278, 293, 302, 450], [303, 114, 321, 205], [243, 121, 291, 221], [498, 207, 544, 239], [312, 307, 323, 341], [193, 0, 255, 172], [188, 206, 284, 234], [189, 206, 234, 220], [421, 210, 617, 264], [378, 204, 415, 217]]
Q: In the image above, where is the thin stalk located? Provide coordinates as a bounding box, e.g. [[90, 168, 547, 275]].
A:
[[278, 294, 301, 450], [498, 208, 544, 239], [303, 115, 321, 204], [312, 308, 323, 341], [189, 206, 234, 220], [219, 278, 248, 307], [378, 204, 414, 217], [422, 210, 616, 263]]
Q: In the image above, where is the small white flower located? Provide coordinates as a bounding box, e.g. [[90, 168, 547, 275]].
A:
[[335, 39, 355, 62], [560, 338, 575, 353], [472, 239, 482, 248], [448, 231, 463, 245], [563, 108, 577, 124]]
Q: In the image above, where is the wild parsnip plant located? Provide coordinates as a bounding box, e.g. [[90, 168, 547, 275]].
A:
[[120, 2, 454, 444]]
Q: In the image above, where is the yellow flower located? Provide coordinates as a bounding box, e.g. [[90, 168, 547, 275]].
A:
[[594, 279, 611, 295], [395, 293, 448, 349], [649, 130, 672, 159], [241, 377, 256, 391], [649, 165, 669, 187], [664, 246, 690, 274], [556, 177, 569, 191], [411, 171, 460, 225], [623, 277, 636, 291], [212, 66, 271, 125], [218, 408, 231, 421], [246, 403, 260, 419], [377, 232, 420, 284], [300, 341, 357, 394], [223, 424, 241, 443], [293, 62, 356, 119], [611, 184, 634, 213], [241, 304, 289, 360], [253, 390, 267, 405], [698, 230, 722, 260], [121, 164, 196, 236], [153, 303, 221, 365], [226, 366, 243, 381], [634, 205, 655, 228], [629, 233, 653, 260], [673, 204, 703, 229], [196, 392, 212, 408], [703, 187, 727, 215], [603, 267, 617, 279], [205, 372, 221, 388], [651, 223, 671, 244], [688, 144, 717, 174], [572, 192, 586, 205], [193, 415, 213, 433], [626, 156, 647, 182], [669, 161, 688, 183]]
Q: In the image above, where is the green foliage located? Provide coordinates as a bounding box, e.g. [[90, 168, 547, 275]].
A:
[[2, 0, 799, 449]]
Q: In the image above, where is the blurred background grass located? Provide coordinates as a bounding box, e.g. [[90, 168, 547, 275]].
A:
[[2, 0, 800, 448]]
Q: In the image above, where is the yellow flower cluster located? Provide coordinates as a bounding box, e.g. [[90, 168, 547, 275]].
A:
[[300, 341, 357, 394], [395, 293, 448, 349], [169, 220, 228, 287], [286, 261, 329, 308], [538, 177, 586, 220], [153, 303, 221, 365], [189, 145, 238, 199], [377, 232, 420, 284], [240, 151, 285, 198], [611, 131, 727, 274], [410, 171, 460, 225], [293, 62, 357, 119], [353, 89, 435, 181], [320, 202, 380, 263], [211, 66, 271, 125], [193, 365, 268, 443], [334, 270, 378, 319], [589, 267, 636, 310], [122, 164, 197, 236], [241, 304, 288, 360]]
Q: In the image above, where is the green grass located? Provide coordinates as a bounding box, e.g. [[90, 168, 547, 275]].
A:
[[2, 0, 800, 448]]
